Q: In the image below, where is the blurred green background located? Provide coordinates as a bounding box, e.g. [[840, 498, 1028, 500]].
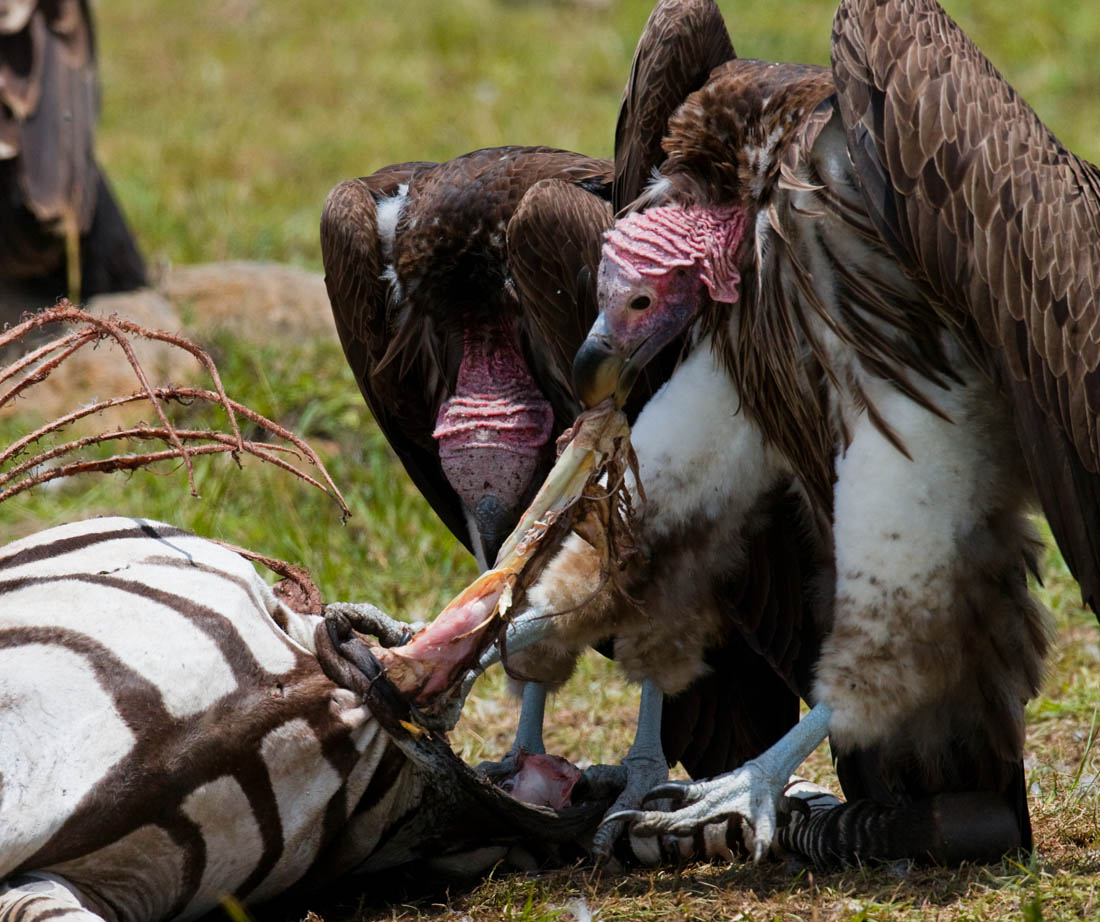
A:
[[5, 0, 1100, 613], [96, 0, 1100, 272]]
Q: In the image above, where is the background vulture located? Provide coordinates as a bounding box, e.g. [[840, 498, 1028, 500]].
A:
[[0, 0, 145, 309], [563, 0, 1094, 865], [322, 146, 641, 762]]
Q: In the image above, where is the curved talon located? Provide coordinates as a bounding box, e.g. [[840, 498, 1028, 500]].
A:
[[642, 781, 692, 806], [599, 808, 647, 830], [323, 602, 415, 648]]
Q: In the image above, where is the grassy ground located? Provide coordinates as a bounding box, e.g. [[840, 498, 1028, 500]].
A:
[[5, 0, 1100, 919]]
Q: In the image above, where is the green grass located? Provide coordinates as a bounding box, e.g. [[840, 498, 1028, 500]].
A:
[[6, 0, 1100, 919], [0, 337, 474, 617]]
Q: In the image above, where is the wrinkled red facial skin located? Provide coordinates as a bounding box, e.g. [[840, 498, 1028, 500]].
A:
[[588, 204, 746, 383], [595, 261, 708, 365], [499, 751, 582, 809], [432, 321, 554, 563]]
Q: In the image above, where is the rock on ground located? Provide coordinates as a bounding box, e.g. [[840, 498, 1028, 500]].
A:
[[0, 261, 338, 420]]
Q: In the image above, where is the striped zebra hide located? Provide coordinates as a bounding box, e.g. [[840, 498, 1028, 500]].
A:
[[0, 517, 768, 922]]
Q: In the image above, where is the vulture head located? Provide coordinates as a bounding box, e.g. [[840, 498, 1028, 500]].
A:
[[574, 60, 835, 415], [573, 203, 744, 407], [429, 317, 556, 564], [321, 147, 617, 570]]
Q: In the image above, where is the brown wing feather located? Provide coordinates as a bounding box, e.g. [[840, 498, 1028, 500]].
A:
[[320, 164, 474, 547], [507, 176, 613, 418], [613, 0, 735, 213], [832, 0, 1100, 610]]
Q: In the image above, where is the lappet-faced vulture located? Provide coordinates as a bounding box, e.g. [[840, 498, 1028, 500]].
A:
[[321, 147, 617, 573], [0, 0, 146, 305], [322, 146, 638, 760], [561, 0, 1093, 866]]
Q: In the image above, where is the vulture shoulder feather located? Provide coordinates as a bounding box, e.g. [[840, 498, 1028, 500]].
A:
[[320, 162, 471, 544], [507, 177, 613, 415]]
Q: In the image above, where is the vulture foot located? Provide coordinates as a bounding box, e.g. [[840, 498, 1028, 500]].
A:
[[323, 602, 421, 647], [605, 758, 785, 861], [476, 748, 523, 785], [606, 702, 832, 862], [591, 746, 670, 860]]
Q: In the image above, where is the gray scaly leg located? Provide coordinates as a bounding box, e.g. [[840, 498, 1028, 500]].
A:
[[590, 678, 669, 859], [608, 702, 833, 861]]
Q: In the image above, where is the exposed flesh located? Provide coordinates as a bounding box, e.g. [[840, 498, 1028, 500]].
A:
[[369, 400, 634, 709]]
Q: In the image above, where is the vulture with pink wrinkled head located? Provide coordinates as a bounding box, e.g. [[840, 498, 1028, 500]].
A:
[[320, 145, 832, 844], [557, 0, 1096, 866], [321, 147, 619, 571]]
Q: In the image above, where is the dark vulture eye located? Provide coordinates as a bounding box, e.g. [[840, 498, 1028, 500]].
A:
[[629, 295, 651, 311]]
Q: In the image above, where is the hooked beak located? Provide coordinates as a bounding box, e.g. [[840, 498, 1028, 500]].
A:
[[571, 325, 640, 410], [571, 309, 662, 411], [474, 494, 512, 569]]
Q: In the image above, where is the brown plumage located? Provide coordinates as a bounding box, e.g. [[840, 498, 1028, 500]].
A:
[[0, 0, 145, 303], [321, 142, 824, 802], [568, 0, 1079, 865], [612, 0, 734, 213], [320, 147, 615, 569], [831, 0, 1100, 611]]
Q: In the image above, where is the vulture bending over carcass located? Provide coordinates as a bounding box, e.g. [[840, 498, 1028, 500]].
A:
[[552, 0, 1091, 866], [321, 147, 614, 574], [0, 0, 146, 306], [320, 144, 832, 861], [321, 147, 622, 762]]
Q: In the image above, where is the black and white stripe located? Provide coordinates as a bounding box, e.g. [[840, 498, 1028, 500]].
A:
[[0, 517, 423, 922], [2, 516, 754, 922]]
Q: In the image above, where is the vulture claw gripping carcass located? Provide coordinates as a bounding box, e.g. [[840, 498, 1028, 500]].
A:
[[604, 703, 832, 861]]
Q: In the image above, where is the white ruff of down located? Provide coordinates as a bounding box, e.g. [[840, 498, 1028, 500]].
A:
[[815, 365, 1045, 751], [629, 338, 788, 543], [517, 339, 791, 695]]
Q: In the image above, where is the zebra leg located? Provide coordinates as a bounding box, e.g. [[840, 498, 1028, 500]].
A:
[[777, 792, 1023, 867], [0, 873, 109, 922]]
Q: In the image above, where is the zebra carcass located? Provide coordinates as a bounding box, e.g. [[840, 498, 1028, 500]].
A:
[[0, 516, 619, 922]]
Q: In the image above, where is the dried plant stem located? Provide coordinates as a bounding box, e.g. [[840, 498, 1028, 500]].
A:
[[0, 302, 349, 519]]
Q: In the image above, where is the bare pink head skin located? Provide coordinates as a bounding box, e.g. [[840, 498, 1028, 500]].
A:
[[572, 204, 746, 408], [433, 321, 554, 566]]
